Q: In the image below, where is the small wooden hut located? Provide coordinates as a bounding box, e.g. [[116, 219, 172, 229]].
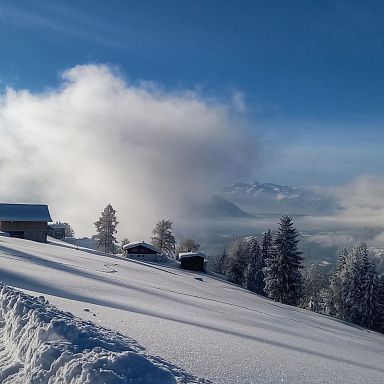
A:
[[179, 251, 206, 272]]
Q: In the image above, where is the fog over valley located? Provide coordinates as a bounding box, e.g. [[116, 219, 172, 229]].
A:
[[0, 65, 384, 267]]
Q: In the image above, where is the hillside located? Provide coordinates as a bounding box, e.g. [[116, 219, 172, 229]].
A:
[[196, 194, 252, 218], [0, 236, 383, 383]]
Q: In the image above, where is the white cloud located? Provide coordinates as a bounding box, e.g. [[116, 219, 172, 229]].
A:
[[330, 175, 384, 226], [307, 233, 355, 248], [0, 65, 260, 239], [231, 91, 246, 113], [297, 175, 384, 249]]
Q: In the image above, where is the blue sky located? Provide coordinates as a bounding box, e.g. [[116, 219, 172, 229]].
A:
[[0, 0, 383, 186]]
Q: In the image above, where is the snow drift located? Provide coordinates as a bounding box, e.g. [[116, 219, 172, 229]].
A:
[[0, 284, 175, 384]]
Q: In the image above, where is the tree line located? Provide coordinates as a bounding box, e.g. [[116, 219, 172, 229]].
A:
[[211, 215, 304, 306], [327, 243, 383, 331], [209, 216, 384, 333], [93, 203, 194, 256], [90, 204, 384, 333]]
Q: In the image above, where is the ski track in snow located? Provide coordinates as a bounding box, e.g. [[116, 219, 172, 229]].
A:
[[0, 284, 209, 384], [0, 236, 383, 384], [0, 247, 375, 343]]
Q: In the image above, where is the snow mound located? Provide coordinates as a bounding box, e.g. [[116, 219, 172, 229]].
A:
[[0, 284, 176, 384]]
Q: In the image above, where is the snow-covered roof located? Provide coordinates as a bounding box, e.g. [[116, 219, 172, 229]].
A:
[[49, 223, 66, 229], [0, 203, 52, 222], [123, 241, 160, 253], [179, 251, 206, 259]]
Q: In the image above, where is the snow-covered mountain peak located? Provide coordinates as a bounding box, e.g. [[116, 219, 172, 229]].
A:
[[221, 181, 339, 215], [224, 181, 301, 198]]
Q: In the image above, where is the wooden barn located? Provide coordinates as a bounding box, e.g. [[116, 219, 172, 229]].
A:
[[123, 241, 162, 262], [179, 251, 206, 272], [0, 203, 52, 243]]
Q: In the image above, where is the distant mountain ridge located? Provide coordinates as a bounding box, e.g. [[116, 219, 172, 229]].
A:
[[220, 181, 339, 216], [192, 194, 252, 219]]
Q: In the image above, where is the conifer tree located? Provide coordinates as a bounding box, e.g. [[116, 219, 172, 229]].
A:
[[226, 238, 249, 286], [245, 237, 263, 293], [151, 219, 176, 258], [259, 230, 272, 295], [94, 204, 118, 254], [263, 216, 304, 306], [261, 229, 272, 261], [302, 264, 329, 312], [216, 248, 228, 275], [329, 243, 384, 331], [360, 262, 383, 331], [345, 243, 370, 324], [329, 248, 349, 318], [378, 276, 384, 333]]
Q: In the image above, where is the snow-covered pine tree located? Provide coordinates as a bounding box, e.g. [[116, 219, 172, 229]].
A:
[[329, 248, 349, 318], [302, 264, 329, 312], [360, 261, 383, 331], [261, 229, 272, 261], [258, 230, 272, 295], [151, 219, 176, 258], [345, 243, 370, 324], [94, 204, 118, 254], [226, 238, 249, 286], [379, 275, 384, 333], [244, 237, 264, 294], [263, 216, 304, 306], [216, 248, 228, 275]]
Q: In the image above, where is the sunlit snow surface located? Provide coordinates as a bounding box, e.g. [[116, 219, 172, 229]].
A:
[[0, 236, 383, 384], [0, 285, 177, 383]]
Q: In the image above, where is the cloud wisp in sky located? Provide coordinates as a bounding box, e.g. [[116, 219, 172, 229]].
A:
[[0, 64, 259, 239], [321, 175, 384, 227]]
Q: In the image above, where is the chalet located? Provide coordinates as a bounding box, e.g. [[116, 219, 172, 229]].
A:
[[179, 251, 206, 272], [123, 241, 162, 262], [0, 203, 52, 243]]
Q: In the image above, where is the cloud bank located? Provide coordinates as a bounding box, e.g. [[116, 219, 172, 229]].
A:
[[0, 65, 259, 239], [333, 175, 384, 224], [300, 176, 384, 251]]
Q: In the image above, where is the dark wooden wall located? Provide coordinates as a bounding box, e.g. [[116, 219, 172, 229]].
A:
[[0, 221, 48, 243], [126, 245, 157, 254], [180, 256, 205, 272]]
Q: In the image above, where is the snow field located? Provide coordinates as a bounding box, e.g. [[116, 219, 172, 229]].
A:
[[0, 284, 176, 384], [0, 236, 383, 383]]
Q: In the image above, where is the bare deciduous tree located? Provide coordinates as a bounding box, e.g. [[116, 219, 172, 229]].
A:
[[151, 219, 176, 258]]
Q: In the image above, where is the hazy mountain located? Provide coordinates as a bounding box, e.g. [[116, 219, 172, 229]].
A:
[[195, 194, 252, 218], [220, 182, 339, 215]]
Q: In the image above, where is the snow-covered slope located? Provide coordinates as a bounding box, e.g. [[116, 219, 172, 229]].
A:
[[0, 236, 383, 384], [0, 285, 176, 384], [221, 182, 339, 215]]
